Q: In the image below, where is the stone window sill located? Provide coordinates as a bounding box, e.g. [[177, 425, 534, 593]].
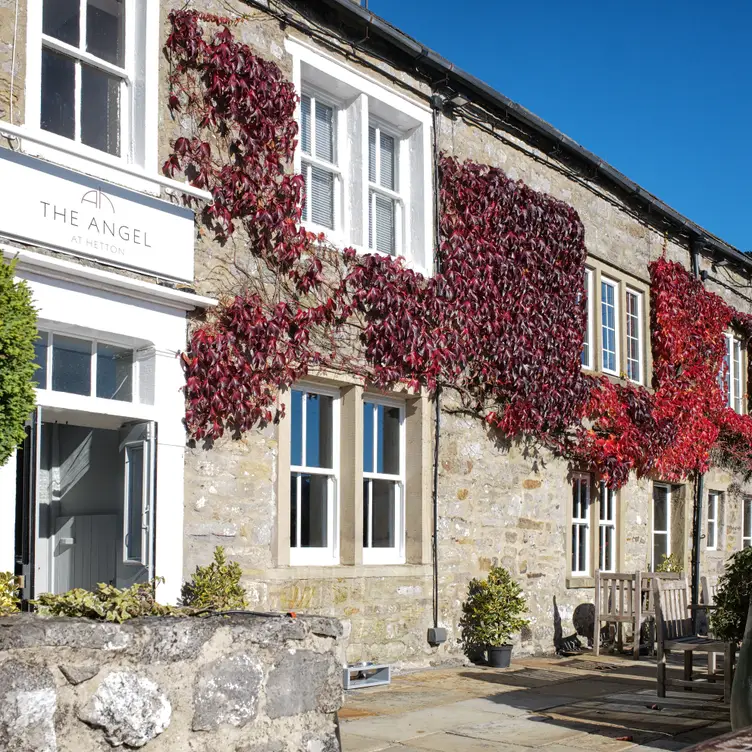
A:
[[566, 576, 595, 589]]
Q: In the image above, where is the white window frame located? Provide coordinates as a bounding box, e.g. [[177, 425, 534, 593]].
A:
[[368, 120, 404, 258], [723, 333, 745, 414], [35, 329, 140, 404], [652, 483, 671, 571], [625, 288, 644, 385], [571, 473, 591, 576], [600, 276, 620, 376], [706, 491, 719, 551], [287, 37, 434, 275], [581, 267, 595, 370], [22, 0, 160, 190], [362, 395, 406, 565], [598, 482, 617, 573], [743, 497, 752, 549], [299, 88, 343, 237], [289, 384, 340, 567]]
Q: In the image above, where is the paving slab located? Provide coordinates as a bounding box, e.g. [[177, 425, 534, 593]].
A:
[[402, 733, 530, 751], [448, 692, 584, 716], [339, 731, 393, 751], [449, 715, 587, 747]]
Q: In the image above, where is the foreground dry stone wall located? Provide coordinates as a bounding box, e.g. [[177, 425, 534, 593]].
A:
[[0, 613, 344, 751]]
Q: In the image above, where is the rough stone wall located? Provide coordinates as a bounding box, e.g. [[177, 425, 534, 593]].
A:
[[0, 613, 344, 751], [0, 0, 25, 125]]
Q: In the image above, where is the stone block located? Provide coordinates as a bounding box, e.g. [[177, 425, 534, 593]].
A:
[[138, 617, 214, 663], [0, 660, 57, 751], [78, 671, 171, 748], [192, 653, 263, 731], [59, 663, 99, 686], [228, 614, 308, 646], [265, 650, 342, 718]]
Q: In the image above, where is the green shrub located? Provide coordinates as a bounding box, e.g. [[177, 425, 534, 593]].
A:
[[656, 553, 683, 573], [711, 547, 752, 643], [181, 546, 247, 611], [0, 257, 38, 466], [460, 565, 529, 649], [35, 580, 174, 623], [0, 572, 20, 616]]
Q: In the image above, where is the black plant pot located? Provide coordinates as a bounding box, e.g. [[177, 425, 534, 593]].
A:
[[487, 645, 512, 668]]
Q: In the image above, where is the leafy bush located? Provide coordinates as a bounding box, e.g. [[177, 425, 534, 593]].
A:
[[460, 566, 529, 649], [181, 546, 247, 611], [0, 257, 38, 467], [35, 581, 174, 623], [656, 553, 683, 573], [0, 572, 20, 616], [711, 548, 752, 642]]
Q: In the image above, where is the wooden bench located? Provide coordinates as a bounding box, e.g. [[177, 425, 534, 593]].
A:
[[594, 571, 641, 658], [653, 575, 735, 702]]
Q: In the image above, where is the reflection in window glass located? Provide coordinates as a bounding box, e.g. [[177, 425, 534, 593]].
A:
[[41, 48, 75, 140], [97, 344, 133, 401], [52, 335, 91, 396], [652, 484, 671, 570], [34, 332, 49, 389], [601, 279, 617, 373], [290, 473, 329, 548], [305, 393, 333, 469], [43, 0, 80, 46], [81, 64, 121, 156], [86, 0, 125, 66], [125, 444, 144, 563]]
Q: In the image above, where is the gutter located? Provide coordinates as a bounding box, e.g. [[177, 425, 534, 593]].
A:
[[316, 0, 749, 271]]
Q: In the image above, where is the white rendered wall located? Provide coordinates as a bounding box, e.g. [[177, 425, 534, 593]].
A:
[[0, 454, 17, 572]]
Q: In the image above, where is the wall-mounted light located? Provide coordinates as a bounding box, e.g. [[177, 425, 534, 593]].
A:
[[448, 93, 470, 108]]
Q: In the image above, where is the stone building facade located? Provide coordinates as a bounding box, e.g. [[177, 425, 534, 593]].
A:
[[0, 0, 751, 670]]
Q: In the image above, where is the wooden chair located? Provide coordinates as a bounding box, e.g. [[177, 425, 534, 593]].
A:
[[653, 576, 735, 702], [594, 571, 641, 658]]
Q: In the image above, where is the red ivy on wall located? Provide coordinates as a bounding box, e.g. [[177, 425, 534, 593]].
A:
[[166, 11, 752, 487]]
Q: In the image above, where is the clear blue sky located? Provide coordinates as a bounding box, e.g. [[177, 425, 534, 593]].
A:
[[369, 0, 752, 252]]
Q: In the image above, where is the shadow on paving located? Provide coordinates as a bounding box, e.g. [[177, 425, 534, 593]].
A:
[[340, 655, 731, 751]]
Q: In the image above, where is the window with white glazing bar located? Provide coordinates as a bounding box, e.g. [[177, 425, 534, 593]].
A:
[[598, 482, 617, 572], [289, 386, 340, 565], [652, 484, 671, 570], [601, 277, 619, 374], [571, 473, 591, 576], [368, 123, 401, 256], [362, 398, 405, 564], [300, 92, 338, 231], [581, 268, 594, 370], [743, 497, 752, 549], [706, 491, 719, 550], [626, 289, 643, 384]]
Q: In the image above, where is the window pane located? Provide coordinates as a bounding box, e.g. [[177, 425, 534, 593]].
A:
[[86, 0, 125, 66], [43, 0, 80, 46], [125, 444, 144, 562], [572, 480, 579, 519], [41, 49, 75, 140], [601, 281, 617, 372], [290, 473, 298, 547], [581, 272, 590, 367], [300, 474, 328, 547], [733, 339, 743, 414], [314, 101, 335, 163], [96, 343, 133, 401], [653, 533, 668, 570], [300, 94, 312, 155], [626, 291, 641, 382], [34, 332, 49, 389], [363, 479, 370, 547], [571, 525, 578, 572], [363, 403, 374, 473], [708, 521, 716, 548], [52, 335, 91, 395], [745, 499, 752, 540], [653, 486, 668, 531], [376, 405, 401, 475], [371, 192, 396, 254], [379, 132, 396, 190], [308, 166, 334, 229], [368, 126, 377, 183], [305, 393, 333, 469], [81, 64, 121, 156], [578, 525, 587, 572], [291, 390, 303, 467], [371, 479, 396, 548]]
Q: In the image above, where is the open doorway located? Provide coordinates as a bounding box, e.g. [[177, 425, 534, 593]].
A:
[[16, 409, 156, 599]]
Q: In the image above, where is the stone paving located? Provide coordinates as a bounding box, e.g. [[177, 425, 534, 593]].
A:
[[340, 656, 730, 751]]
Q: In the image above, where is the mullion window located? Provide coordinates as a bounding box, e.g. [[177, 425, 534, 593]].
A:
[[601, 278, 619, 374], [626, 289, 643, 384], [598, 482, 616, 572], [300, 93, 338, 230], [652, 484, 671, 570], [571, 473, 591, 576], [41, 0, 127, 156], [368, 124, 401, 256], [581, 269, 594, 370], [707, 492, 719, 550], [363, 399, 404, 561]]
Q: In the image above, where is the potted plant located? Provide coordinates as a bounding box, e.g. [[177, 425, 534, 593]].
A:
[[460, 565, 529, 668]]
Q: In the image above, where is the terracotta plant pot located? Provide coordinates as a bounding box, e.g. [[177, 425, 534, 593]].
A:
[[487, 645, 512, 668]]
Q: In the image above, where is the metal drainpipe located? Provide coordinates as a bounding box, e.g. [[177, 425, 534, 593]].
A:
[[690, 237, 704, 629], [430, 96, 443, 632]]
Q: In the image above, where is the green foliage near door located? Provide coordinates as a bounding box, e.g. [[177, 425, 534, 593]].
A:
[[655, 553, 683, 573], [0, 572, 20, 616], [460, 565, 529, 650], [711, 547, 752, 643], [0, 257, 38, 467], [181, 546, 248, 611]]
